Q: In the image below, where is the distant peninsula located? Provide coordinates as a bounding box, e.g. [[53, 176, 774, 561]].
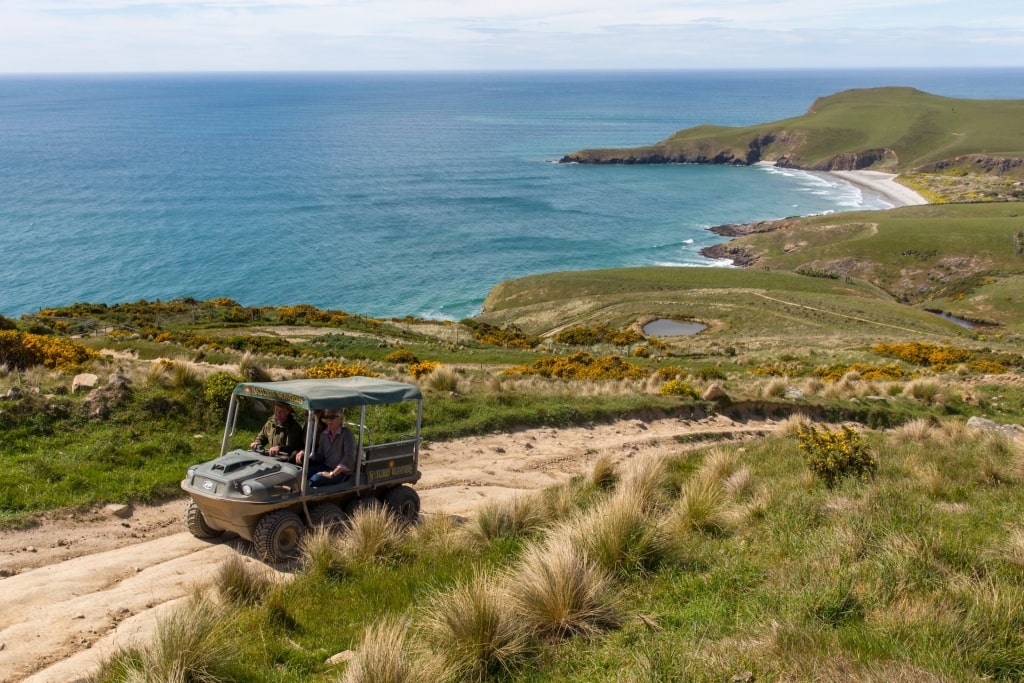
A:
[[559, 87, 1024, 177]]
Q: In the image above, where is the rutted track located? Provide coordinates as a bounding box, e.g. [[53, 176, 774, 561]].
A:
[[1, 415, 775, 683]]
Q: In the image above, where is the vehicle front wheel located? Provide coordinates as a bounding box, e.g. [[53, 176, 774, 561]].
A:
[[184, 499, 223, 539], [384, 485, 420, 525], [252, 510, 304, 562]]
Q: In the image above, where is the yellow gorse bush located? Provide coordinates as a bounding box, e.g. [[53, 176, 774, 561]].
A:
[[305, 362, 378, 379], [408, 361, 440, 379], [797, 425, 877, 488], [0, 330, 98, 372], [503, 351, 649, 380], [814, 363, 907, 382]]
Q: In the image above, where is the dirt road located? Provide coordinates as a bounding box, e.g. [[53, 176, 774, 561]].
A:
[[1, 414, 774, 683]]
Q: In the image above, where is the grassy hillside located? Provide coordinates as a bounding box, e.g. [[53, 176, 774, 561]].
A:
[[561, 87, 1024, 176], [479, 202, 1024, 346]]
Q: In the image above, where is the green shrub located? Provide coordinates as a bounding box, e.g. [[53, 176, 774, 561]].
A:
[[797, 425, 877, 488], [203, 372, 243, 415]]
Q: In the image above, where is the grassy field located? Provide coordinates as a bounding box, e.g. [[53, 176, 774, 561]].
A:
[[562, 87, 1024, 177], [91, 421, 1024, 682]]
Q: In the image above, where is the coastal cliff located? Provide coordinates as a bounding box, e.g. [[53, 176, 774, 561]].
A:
[[560, 87, 1024, 177]]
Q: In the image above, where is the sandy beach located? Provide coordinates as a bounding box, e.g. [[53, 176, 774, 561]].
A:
[[830, 169, 929, 207]]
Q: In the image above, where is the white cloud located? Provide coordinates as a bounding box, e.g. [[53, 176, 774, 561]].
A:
[[0, 0, 1021, 72]]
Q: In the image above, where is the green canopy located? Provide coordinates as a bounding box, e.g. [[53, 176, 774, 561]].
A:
[[233, 377, 422, 410]]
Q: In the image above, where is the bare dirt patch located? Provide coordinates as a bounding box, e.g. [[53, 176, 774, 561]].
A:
[[1, 415, 775, 683]]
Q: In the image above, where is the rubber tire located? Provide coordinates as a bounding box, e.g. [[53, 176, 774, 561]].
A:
[[343, 496, 382, 517], [384, 485, 420, 525], [309, 503, 346, 531], [184, 499, 223, 539], [252, 510, 305, 563]]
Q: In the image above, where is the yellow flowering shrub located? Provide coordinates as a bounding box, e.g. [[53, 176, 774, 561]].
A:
[[305, 362, 378, 379], [0, 330, 98, 372], [797, 425, 877, 489], [408, 361, 440, 378], [814, 363, 907, 382], [503, 352, 649, 380], [658, 379, 700, 398], [871, 342, 972, 370]]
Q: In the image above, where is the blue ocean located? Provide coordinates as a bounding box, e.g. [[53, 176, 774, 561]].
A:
[[2, 69, 1023, 320]]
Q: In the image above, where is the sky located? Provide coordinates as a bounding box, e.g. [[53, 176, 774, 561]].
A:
[[1, 0, 1023, 73]]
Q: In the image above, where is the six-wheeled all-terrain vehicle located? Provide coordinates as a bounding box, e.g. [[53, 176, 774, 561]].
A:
[[182, 377, 423, 562]]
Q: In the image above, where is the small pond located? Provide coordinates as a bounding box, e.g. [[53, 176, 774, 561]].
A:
[[642, 319, 707, 337], [926, 310, 975, 329]]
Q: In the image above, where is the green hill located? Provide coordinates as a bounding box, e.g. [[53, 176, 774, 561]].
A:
[[478, 202, 1024, 345], [561, 87, 1024, 176]]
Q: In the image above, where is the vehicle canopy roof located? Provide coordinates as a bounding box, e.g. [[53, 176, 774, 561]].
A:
[[233, 377, 422, 411]]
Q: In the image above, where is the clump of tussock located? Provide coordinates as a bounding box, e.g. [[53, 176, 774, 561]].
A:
[[214, 553, 277, 606], [100, 593, 236, 683], [536, 480, 590, 522], [507, 534, 622, 639], [589, 452, 618, 490], [465, 494, 545, 545], [427, 365, 461, 393], [904, 378, 942, 405], [238, 351, 272, 382], [695, 447, 742, 483], [171, 360, 202, 388], [666, 474, 735, 535], [406, 511, 467, 556], [341, 617, 451, 683], [777, 412, 813, 437], [800, 377, 825, 396], [300, 526, 344, 578], [891, 417, 942, 444], [565, 495, 666, 575], [614, 455, 671, 512], [421, 571, 531, 680], [910, 460, 949, 499], [337, 504, 405, 566], [762, 377, 788, 398]]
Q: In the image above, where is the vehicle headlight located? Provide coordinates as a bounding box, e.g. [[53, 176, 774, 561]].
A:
[[241, 484, 253, 497], [186, 467, 197, 480]]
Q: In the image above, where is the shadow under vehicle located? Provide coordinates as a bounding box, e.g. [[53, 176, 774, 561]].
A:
[[182, 377, 423, 562]]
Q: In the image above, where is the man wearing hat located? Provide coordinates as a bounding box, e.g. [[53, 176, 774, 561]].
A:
[[251, 401, 304, 462]]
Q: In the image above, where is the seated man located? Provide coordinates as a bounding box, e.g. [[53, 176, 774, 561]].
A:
[[250, 401, 304, 462], [299, 410, 356, 487]]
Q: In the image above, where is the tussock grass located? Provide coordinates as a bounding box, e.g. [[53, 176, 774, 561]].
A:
[[892, 417, 941, 443], [762, 377, 788, 398], [507, 534, 622, 639], [589, 452, 618, 490], [905, 378, 942, 404], [214, 553, 277, 606], [667, 473, 735, 534], [340, 617, 451, 683], [614, 455, 671, 512], [427, 365, 461, 393], [565, 495, 666, 575], [98, 593, 236, 683], [777, 412, 813, 436], [465, 494, 545, 545], [421, 572, 530, 680], [407, 512, 467, 556], [238, 351, 272, 381], [337, 505, 405, 566], [696, 446, 742, 483], [300, 526, 345, 578]]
